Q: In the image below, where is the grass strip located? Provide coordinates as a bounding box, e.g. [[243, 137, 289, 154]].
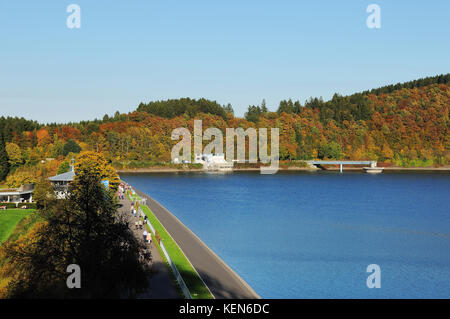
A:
[[0, 209, 35, 244], [146, 225, 184, 299]]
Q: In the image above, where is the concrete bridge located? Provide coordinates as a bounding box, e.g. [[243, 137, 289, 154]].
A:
[[306, 160, 378, 173]]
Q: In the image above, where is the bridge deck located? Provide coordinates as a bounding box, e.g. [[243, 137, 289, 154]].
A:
[[307, 160, 375, 165]]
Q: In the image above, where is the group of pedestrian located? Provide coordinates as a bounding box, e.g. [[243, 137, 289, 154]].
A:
[[121, 182, 132, 193], [117, 181, 154, 249], [129, 195, 152, 245], [117, 183, 127, 200]]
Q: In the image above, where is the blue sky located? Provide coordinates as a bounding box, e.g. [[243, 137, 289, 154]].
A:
[[0, 0, 449, 123]]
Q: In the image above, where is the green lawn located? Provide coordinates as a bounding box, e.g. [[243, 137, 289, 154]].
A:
[[0, 209, 34, 243], [128, 191, 213, 299]]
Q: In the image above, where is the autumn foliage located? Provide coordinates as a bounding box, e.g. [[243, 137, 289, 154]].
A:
[[0, 78, 448, 182], [73, 151, 120, 191]]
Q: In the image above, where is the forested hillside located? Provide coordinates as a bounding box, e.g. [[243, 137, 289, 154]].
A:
[[0, 75, 448, 185]]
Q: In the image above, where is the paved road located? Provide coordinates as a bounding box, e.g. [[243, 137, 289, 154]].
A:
[[117, 196, 180, 299], [133, 187, 261, 299]]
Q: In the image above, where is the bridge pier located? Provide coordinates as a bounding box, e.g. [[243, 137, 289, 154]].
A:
[[340, 164, 343, 173]]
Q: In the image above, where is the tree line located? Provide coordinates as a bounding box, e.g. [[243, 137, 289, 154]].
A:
[[245, 73, 449, 125], [136, 97, 233, 119]]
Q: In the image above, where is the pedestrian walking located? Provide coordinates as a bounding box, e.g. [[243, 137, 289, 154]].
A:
[[143, 230, 148, 242], [146, 232, 152, 244], [139, 220, 143, 230], [135, 220, 138, 230]]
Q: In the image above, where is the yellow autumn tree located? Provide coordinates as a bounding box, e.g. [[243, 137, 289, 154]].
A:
[[5, 142, 23, 168], [6, 168, 37, 188], [74, 151, 120, 191]]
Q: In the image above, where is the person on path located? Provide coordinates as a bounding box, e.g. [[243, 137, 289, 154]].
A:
[[135, 220, 139, 230], [139, 220, 143, 230], [143, 230, 148, 242], [146, 232, 152, 244]]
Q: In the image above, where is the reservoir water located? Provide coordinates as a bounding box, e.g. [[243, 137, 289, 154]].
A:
[[121, 171, 450, 298]]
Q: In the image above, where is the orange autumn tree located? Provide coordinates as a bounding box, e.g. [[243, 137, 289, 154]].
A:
[[36, 128, 51, 147]]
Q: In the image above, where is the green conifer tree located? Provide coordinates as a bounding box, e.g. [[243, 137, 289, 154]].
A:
[[0, 134, 10, 181]]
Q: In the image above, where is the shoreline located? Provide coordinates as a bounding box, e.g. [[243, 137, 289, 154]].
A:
[[131, 186, 261, 299], [117, 166, 450, 173]]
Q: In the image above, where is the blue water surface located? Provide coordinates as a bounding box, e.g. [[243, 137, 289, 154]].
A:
[[121, 171, 450, 298]]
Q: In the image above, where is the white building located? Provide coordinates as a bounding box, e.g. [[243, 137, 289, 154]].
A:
[[172, 157, 191, 164], [0, 184, 34, 203], [194, 153, 233, 171], [49, 168, 74, 199]]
